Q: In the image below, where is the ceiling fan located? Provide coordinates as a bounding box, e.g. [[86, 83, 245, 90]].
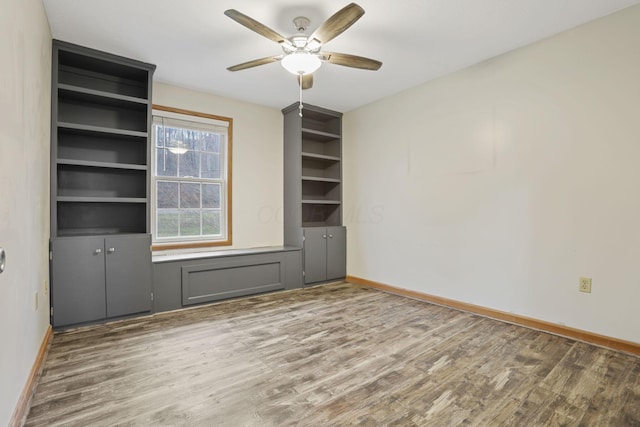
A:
[[224, 3, 382, 91]]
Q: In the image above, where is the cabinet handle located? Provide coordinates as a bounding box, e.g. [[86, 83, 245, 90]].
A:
[[329, 234, 333, 238], [323, 234, 327, 239], [94, 248, 102, 254], [107, 247, 115, 254]]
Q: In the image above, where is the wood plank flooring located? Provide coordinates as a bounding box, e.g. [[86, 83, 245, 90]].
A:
[[25, 282, 640, 426]]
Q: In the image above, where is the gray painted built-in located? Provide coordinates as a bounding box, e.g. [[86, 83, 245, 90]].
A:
[[51, 235, 152, 327], [50, 40, 155, 328], [152, 247, 302, 313], [282, 103, 347, 285]]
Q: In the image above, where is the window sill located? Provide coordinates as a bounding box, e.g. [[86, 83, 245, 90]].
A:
[[151, 245, 301, 264], [152, 239, 232, 252]]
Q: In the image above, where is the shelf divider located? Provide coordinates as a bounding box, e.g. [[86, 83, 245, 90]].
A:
[[57, 158, 148, 171], [301, 199, 341, 205], [57, 196, 147, 203], [57, 121, 148, 138], [301, 152, 341, 162], [58, 83, 148, 105]]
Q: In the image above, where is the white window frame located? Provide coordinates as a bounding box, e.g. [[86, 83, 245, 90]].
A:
[[151, 105, 232, 250]]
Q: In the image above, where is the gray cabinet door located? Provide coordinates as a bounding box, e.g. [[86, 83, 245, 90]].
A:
[[51, 237, 106, 327], [105, 234, 152, 317], [304, 227, 328, 284], [326, 226, 346, 280]]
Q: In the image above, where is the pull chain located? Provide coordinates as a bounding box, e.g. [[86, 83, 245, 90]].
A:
[[298, 74, 304, 117]]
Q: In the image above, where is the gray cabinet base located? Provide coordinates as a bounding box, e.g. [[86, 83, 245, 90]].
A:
[[303, 226, 346, 285], [51, 234, 152, 328], [153, 247, 302, 313]]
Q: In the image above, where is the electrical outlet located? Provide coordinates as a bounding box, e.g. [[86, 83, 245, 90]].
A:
[[579, 277, 592, 293], [34, 291, 38, 310], [44, 279, 48, 296]]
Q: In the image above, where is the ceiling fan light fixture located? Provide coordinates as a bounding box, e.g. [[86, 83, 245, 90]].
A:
[[281, 52, 321, 75]]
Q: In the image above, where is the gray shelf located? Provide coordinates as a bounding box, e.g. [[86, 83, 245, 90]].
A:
[[58, 91, 148, 132], [57, 121, 148, 138], [302, 157, 341, 181], [56, 200, 147, 236], [300, 107, 341, 135], [57, 127, 146, 166], [301, 152, 340, 162], [58, 83, 148, 106], [302, 176, 341, 183], [302, 200, 341, 205], [56, 228, 145, 237], [301, 128, 340, 141], [57, 196, 147, 203], [301, 204, 341, 228], [58, 49, 149, 99], [57, 164, 146, 199], [57, 158, 148, 171]]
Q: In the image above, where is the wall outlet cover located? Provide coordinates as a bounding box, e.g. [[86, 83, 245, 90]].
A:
[[579, 277, 592, 293]]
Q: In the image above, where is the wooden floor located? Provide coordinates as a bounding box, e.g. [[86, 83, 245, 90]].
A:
[[25, 282, 640, 426]]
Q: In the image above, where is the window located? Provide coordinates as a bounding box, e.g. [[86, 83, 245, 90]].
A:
[[151, 105, 232, 250]]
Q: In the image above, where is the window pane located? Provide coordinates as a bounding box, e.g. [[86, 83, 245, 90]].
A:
[[157, 181, 179, 208], [180, 182, 200, 209], [156, 148, 178, 177], [180, 210, 200, 236], [201, 152, 220, 179], [183, 128, 200, 151], [155, 125, 165, 148], [165, 132, 184, 152], [157, 210, 179, 238], [179, 151, 199, 178], [202, 134, 220, 152], [165, 127, 197, 152], [203, 210, 221, 235], [202, 183, 220, 208]]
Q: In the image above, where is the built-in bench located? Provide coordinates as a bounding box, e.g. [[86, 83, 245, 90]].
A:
[[152, 246, 302, 313]]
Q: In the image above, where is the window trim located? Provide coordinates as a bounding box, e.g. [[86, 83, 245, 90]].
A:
[[151, 104, 233, 251]]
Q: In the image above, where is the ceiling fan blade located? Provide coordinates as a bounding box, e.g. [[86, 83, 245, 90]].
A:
[[320, 52, 382, 70], [224, 9, 289, 45], [298, 74, 314, 90], [310, 3, 365, 44], [227, 55, 282, 71]]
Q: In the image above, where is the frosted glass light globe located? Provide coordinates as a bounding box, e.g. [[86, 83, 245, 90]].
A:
[[281, 52, 321, 75]]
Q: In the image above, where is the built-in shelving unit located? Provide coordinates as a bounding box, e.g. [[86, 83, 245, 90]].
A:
[[50, 40, 156, 328], [283, 103, 346, 285], [51, 41, 154, 237]]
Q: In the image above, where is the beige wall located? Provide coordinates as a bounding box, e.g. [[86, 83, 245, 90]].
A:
[[344, 5, 640, 343], [153, 83, 284, 251], [0, 0, 52, 424]]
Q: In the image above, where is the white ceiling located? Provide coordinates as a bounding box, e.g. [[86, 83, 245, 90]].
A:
[[43, 0, 640, 112]]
